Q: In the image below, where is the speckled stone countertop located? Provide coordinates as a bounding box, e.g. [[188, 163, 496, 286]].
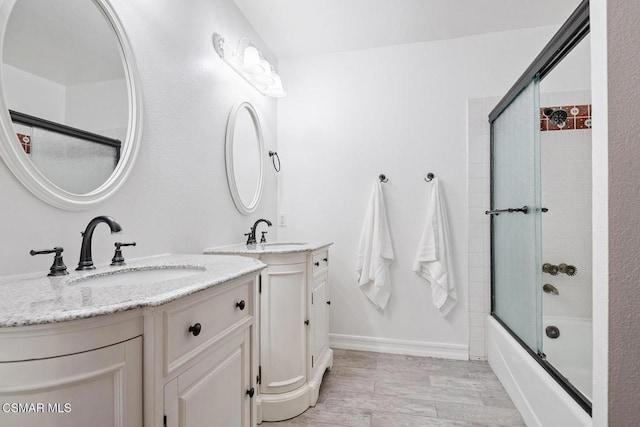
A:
[[0, 254, 265, 328], [203, 241, 333, 255]]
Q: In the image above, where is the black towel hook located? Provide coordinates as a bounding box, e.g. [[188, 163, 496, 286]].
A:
[[424, 172, 435, 182], [378, 174, 388, 183]]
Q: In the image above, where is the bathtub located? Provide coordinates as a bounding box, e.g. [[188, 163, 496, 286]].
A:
[[543, 316, 593, 401], [487, 316, 592, 427]]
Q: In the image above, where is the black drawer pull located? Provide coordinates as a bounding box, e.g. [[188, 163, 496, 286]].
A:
[[188, 323, 202, 336], [304, 319, 310, 326], [314, 261, 320, 267], [246, 388, 255, 398], [236, 300, 246, 310], [323, 257, 328, 262], [326, 300, 331, 305]]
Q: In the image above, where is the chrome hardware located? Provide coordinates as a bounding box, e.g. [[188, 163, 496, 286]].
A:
[[485, 205, 529, 216]]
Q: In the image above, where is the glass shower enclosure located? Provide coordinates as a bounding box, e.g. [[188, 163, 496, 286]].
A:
[[488, 0, 592, 415]]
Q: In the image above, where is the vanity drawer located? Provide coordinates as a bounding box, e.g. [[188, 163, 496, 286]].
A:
[[164, 278, 252, 374], [312, 250, 329, 277]]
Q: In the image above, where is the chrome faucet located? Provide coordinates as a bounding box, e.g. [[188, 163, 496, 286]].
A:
[[245, 218, 272, 245], [77, 216, 122, 270]]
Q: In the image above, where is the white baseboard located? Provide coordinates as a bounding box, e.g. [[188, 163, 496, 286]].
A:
[[329, 333, 468, 360]]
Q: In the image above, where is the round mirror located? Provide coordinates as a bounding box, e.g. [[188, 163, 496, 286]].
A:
[[0, 0, 142, 210], [225, 102, 264, 215]]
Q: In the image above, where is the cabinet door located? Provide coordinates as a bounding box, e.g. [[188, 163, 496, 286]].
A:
[[164, 328, 252, 427], [260, 263, 306, 394], [0, 337, 142, 427], [311, 272, 329, 374]]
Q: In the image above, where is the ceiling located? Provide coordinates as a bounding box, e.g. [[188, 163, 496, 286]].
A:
[[233, 0, 582, 59]]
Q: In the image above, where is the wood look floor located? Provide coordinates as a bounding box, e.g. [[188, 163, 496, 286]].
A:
[[263, 349, 525, 427]]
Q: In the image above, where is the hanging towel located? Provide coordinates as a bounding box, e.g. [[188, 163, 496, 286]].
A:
[[413, 177, 457, 316], [356, 180, 394, 310]]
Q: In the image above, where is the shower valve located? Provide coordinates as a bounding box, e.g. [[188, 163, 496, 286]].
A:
[[558, 263, 577, 276], [542, 263, 559, 275]]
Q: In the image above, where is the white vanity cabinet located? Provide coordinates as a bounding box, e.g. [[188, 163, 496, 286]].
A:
[[253, 246, 333, 423], [149, 273, 258, 427], [0, 311, 144, 427]]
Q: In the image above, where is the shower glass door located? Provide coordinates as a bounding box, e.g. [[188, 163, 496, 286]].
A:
[[490, 79, 543, 353]]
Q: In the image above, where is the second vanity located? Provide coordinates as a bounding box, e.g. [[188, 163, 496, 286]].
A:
[[203, 242, 333, 423], [0, 254, 265, 427]]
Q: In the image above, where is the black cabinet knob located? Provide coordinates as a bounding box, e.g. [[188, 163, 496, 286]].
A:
[[236, 300, 246, 310], [314, 262, 320, 267], [304, 319, 310, 326], [323, 258, 328, 262], [246, 387, 255, 398], [326, 300, 331, 305], [188, 323, 202, 336]]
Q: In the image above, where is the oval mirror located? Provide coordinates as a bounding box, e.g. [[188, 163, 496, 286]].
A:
[[0, 0, 142, 210], [225, 102, 264, 215]]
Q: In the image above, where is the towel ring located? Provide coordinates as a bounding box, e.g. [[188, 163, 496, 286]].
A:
[[269, 151, 281, 172], [424, 173, 435, 182], [379, 174, 388, 183]]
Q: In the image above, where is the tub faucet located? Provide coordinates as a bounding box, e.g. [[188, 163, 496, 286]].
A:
[[77, 216, 122, 270], [245, 219, 272, 245]]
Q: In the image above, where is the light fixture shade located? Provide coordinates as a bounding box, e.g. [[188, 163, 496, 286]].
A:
[[265, 74, 286, 98], [213, 32, 286, 98], [242, 46, 265, 74]]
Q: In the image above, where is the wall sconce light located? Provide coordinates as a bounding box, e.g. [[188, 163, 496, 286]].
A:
[[213, 33, 286, 98]]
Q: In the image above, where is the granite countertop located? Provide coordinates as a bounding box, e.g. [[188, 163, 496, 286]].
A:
[[0, 254, 265, 327], [203, 241, 333, 255]]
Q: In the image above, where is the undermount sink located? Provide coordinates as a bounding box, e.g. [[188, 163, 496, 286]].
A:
[[69, 265, 206, 287]]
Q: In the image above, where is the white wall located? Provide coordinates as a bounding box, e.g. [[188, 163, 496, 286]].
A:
[[598, 0, 640, 424], [277, 26, 559, 355], [0, 0, 279, 276]]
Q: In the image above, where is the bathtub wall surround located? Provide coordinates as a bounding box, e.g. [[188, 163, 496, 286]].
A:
[[213, 33, 286, 98], [0, 0, 278, 276]]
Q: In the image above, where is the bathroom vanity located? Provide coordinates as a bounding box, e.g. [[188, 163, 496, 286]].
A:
[[203, 242, 333, 423], [0, 254, 265, 427]]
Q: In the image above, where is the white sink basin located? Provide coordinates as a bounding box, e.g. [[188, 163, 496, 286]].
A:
[[69, 266, 206, 287]]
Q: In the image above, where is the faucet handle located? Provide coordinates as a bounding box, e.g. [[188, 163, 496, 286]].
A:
[[30, 247, 69, 277], [245, 231, 255, 245], [260, 231, 268, 243], [111, 242, 136, 266]]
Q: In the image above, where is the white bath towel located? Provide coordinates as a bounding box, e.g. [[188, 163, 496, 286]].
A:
[[356, 180, 394, 310], [413, 177, 457, 315]]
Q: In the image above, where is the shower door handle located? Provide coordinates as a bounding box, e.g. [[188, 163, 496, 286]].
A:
[[485, 206, 529, 216]]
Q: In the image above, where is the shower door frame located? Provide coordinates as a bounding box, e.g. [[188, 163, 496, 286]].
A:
[[488, 0, 591, 416]]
